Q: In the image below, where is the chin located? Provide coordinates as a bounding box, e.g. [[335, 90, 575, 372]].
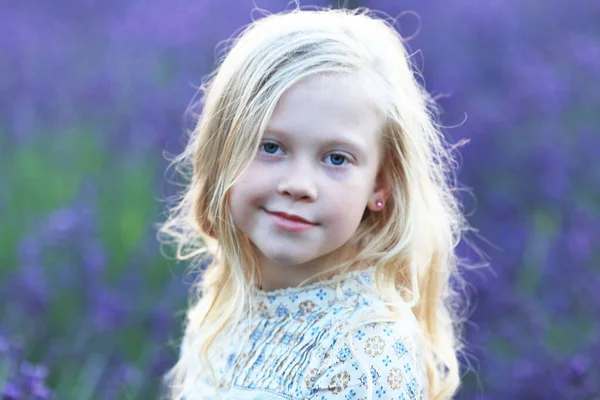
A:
[[263, 252, 312, 267], [257, 245, 317, 267]]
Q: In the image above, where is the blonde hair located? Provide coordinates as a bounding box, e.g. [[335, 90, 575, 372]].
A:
[[159, 5, 484, 400]]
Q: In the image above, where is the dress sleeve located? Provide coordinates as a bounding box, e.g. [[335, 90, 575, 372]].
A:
[[306, 321, 427, 400]]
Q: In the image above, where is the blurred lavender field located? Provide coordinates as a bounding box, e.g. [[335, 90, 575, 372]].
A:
[[1, 0, 599, 399]]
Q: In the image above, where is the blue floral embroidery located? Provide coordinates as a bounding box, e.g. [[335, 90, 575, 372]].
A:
[[252, 352, 264, 367], [370, 366, 379, 382], [407, 378, 417, 397], [316, 289, 327, 300], [394, 339, 407, 357], [359, 373, 367, 386], [403, 362, 412, 374], [354, 330, 366, 340], [250, 328, 263, 341], [383, 324, 393, 336], [282, 333, 293, 345], [376, 385, 386, 398], [276, 304, 289, 317], [338, 345, 352, 361], [289, 294, 299, 303], [382, 355, 392, 367]]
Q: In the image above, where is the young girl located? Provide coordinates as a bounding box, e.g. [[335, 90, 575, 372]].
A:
[[160, 6, 476, 400]]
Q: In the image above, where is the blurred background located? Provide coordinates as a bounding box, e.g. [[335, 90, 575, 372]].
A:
[[1, 0, 599, 399]]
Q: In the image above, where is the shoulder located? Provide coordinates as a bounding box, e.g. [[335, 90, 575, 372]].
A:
[[306, 319, 427, 400]]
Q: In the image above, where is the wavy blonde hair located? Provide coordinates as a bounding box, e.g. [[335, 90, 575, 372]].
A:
[[159, 5, 483, 400]]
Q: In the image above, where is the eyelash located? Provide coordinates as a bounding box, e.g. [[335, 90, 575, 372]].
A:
[[259, 141, 350, 166]]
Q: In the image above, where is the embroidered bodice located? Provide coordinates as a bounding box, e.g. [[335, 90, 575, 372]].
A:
[[181, 266, 428, 399]]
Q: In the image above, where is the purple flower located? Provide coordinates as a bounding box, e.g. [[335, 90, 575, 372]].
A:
[[0, 334, 54, 399]]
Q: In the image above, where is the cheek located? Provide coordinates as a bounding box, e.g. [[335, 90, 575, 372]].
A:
[[325, 189, 368, 229], [229, 164, 271, 212], [323, 173, 374, 226]]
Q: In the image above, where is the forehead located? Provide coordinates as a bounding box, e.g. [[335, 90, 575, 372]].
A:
[[265, 74, 384, 150]]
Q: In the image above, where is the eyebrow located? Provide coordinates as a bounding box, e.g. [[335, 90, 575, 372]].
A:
[[264, 127, 367, 158]]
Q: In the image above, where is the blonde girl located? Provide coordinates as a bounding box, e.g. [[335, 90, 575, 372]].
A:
[[160, 5, 479, 400]]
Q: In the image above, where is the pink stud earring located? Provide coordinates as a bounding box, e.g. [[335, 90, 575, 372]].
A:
[[375, 199, 383, 208]]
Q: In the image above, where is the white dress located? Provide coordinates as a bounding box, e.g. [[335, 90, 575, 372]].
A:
[[180, 266, 428, 400]]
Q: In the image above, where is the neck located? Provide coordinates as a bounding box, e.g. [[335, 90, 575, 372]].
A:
[[254, 244, 366, 291]]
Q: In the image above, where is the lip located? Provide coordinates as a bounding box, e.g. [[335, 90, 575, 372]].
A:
[[264, 209, 317, 231], [267, 210, 315, 224]]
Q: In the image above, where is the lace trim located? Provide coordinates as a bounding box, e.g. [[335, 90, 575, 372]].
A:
[[253, 265, 376, 297]]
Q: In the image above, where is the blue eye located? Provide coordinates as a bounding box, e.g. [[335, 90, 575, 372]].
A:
[[325, 154, 348, 166], [261, 142, 280, 154]]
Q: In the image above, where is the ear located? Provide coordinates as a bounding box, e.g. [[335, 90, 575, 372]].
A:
[[366, 169, 389, 212]]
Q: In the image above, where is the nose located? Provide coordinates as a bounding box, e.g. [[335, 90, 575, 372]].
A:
[[277, 159, 317, 202]]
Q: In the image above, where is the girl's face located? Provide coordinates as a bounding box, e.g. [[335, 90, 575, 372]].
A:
[[229, 74, 388, 290]]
